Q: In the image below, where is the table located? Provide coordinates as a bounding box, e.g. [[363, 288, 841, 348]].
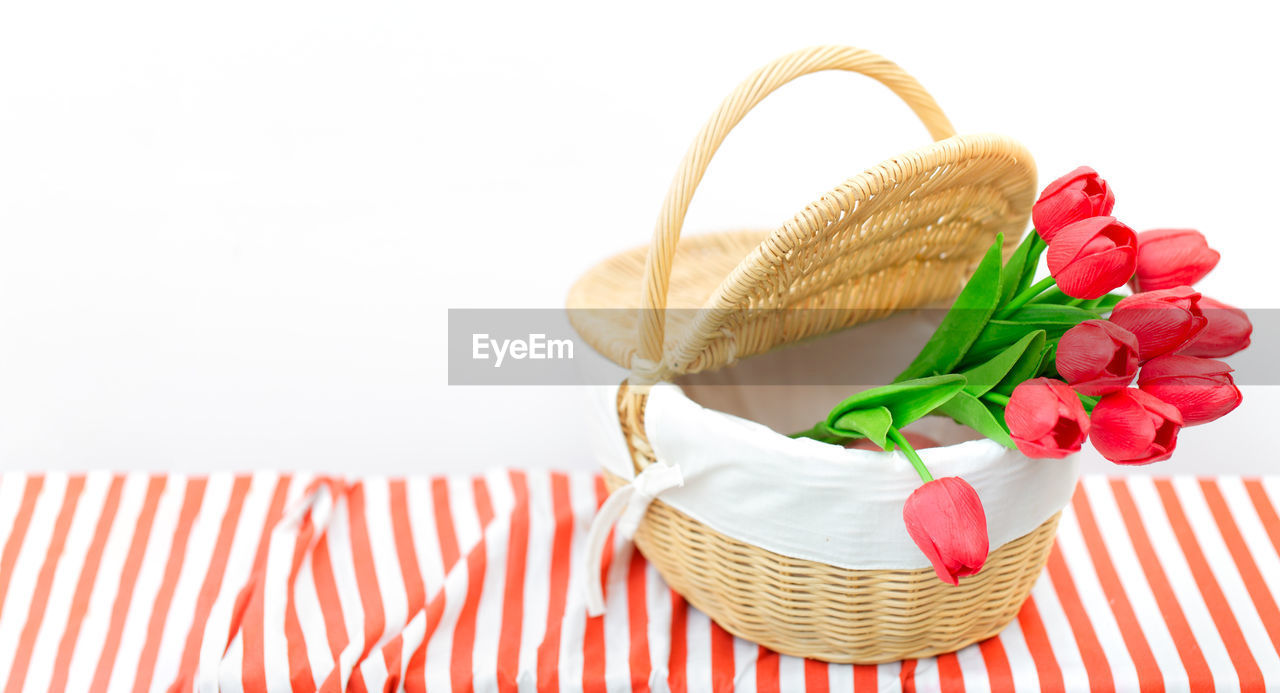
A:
[[0, 471, 1277, 692]]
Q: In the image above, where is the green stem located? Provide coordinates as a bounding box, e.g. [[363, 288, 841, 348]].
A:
[[1080, 297, 1104, 310], [982, 392, 1011, 407], [998, 276, 1056, 319], [887, 427, 933, 483]]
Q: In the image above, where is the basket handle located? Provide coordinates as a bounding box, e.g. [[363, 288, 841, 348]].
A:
[[633, 45, 956, 380]]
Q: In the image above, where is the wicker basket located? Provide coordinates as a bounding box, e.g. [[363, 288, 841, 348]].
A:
[[568, 45, 1056, 663]]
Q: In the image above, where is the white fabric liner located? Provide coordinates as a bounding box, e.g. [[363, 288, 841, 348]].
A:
[[586, 381, 1079, 571]]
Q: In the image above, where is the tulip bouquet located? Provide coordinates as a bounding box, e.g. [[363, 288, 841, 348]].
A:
[[792, 167, 1252, 585]]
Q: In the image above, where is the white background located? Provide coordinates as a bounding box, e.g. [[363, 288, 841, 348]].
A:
[[1, 0, 1275, 475]]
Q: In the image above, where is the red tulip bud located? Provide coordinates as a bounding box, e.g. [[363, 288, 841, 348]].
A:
[[1090, 388, 1183, 465], [903, 477, 989, 585], [1032, 166, 1116, 242], [1046, 217, 1138, 299], [1056, 320, 1140, 396], [1109, 287, 1208, 361], [1131, 229, 1220, 292], [1138, 355, 1242, 426], [1005, 378, 1091, 458], [1181, 296, 1252, 358]]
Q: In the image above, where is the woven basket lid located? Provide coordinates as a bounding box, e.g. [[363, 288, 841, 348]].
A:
[[567, 46, 1036, 384]]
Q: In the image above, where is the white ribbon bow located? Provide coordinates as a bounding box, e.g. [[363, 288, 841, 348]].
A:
[[583, 461, 684, 616]]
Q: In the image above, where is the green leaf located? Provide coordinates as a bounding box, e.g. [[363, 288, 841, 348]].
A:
[[1037, 341, 1060, 379], [828, 406, 893, 449], [937, 392, 1015, 448], [1007, 303, 1101, 325], [963, 304, 1098, 366], [999, 232, 1046, 307], [788, 421, 851, 444], [959, 330, 1047, 396], [895, 235, 1005, 382], [827, 374, 967, 432], [992, 332, 1049, 396], [1093, 292, 1125, 313], [1028, 289, 1125, 313], [1028, 287, 1072, 306]]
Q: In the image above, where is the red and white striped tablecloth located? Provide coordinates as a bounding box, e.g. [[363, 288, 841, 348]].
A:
[[1, 471, 1278, 692]]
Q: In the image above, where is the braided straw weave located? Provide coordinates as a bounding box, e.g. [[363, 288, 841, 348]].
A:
[[569, 46, 1051, 663]]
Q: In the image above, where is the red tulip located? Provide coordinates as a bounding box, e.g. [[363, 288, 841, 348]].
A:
[[1109, 287, 1208, 361], [1090, 388, 1183, 465], [1032, 166, 1116, 242], [1131, 229, 1220, 292], [1138, 355, 1242, 426], [1181, 296, 1252, 358], [1056, 320, 1140, 396], [1046, 217, 1139, 299], [1005, 378, 1091, 458], [903, 477, 989, 585]]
